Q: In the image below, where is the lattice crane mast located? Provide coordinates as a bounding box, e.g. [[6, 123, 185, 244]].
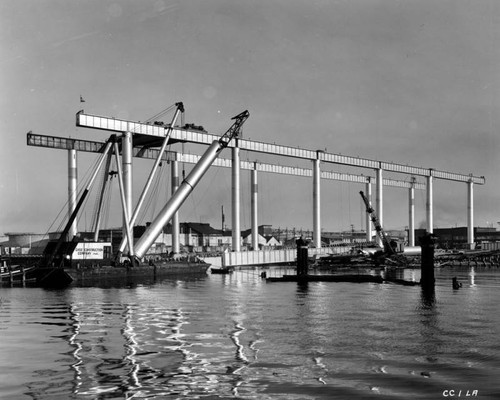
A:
[[359, 191, 408, 267], [359, 190, 394, 255]]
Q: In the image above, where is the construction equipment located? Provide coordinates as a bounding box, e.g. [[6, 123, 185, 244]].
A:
[[116, 102, 185, 258], [132, 110, 250, 260], [359, 191, 408, 267]]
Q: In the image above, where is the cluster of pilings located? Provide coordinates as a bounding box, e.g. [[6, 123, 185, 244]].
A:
[[0, 265, 30, 285], [437, 251, 500, 268], [287, 231, 439, 289]]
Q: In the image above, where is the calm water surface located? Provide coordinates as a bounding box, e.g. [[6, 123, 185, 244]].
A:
[[1, 267, 499, 399]]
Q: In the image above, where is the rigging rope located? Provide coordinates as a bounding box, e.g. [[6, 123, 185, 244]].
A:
[[147, 164, 163, 222], [90, 161, 107, 232], [45, 156, 97, 238], [137, 162, 164, 225], [187, 166, 221, 223], [143, 104, 178, 124], [101, 176, 112, 231]]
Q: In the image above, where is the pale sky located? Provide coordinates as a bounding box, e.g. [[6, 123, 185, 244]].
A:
[[1, 0, 499, 235]]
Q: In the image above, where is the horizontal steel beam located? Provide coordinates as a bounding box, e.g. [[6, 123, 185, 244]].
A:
[[27, 132, 424, 189], [75, 112, 485, 184]]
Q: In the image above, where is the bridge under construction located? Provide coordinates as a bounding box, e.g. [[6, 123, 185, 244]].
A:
[[27, 104, 485, 261]]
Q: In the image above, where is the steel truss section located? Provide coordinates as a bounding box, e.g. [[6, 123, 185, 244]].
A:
[[27, 132, 425, 189], [75, 112, 485, 185]]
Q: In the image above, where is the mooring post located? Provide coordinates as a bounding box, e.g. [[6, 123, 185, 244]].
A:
[[420, 232, 436, 289], [296, 236, 309, 276]]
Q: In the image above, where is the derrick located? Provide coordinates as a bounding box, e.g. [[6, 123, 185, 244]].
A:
[[132, 110, 250, 260], [359, 191, 408, 267]]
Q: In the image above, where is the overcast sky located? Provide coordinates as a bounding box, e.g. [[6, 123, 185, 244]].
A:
[[1, 0, 499, 236]]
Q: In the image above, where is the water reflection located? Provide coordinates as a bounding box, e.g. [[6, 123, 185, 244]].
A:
[[420, 286, 436, 310], [122, 305, 139, 390], [65, 302, 194, 398], [469, 267, 476, 286], [417, 286, 441, 367], [296, 281, 309, 296], [68, 304, 82, 395], [384, 267, 421, 283], [3, 268, 500, 399]]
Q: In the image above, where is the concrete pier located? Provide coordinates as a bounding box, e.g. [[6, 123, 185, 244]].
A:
[[68, 149, 78, 240], [232, 142, 241, 252]]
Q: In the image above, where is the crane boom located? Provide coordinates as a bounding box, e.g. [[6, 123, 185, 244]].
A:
[[133, 110, 250, 259], [359, 190, 394, 255], [45, 137, 115, 268], [117, 102, 185, 257], [359, 191, 409, 267]]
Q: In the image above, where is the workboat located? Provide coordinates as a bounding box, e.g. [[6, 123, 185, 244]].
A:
[[210, 266, 233, 274], [19, 107, 249, 288], [1, 262, 73, 287], [67, 257, 211, 284], [1, 253, 211, 287]]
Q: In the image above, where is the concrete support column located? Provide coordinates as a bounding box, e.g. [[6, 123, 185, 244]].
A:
[[232, 142, 241, 252], [313, 153, 321, 248], [68, 149, 78, 240], [251, 163, 258, 250], [426, 171, 434, 233], [376, 167, 383, 247], [365, 179, 372, 242], [467, 180, 474, 249], [122, 132, 133, 249], [171, 159, 180, 253], [408, 179, 415, 246]]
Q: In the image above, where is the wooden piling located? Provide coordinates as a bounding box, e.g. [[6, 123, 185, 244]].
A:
[[420, 232, 436, 289], [296, 246, 309, 276], [296, 236, 309, 277]]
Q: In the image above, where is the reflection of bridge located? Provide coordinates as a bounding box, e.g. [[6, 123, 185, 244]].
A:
[[27, 108, 485, 261]]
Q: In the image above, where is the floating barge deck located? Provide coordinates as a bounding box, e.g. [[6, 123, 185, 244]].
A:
[[266, 272, 420, 286], [267, 274, 384, 283]]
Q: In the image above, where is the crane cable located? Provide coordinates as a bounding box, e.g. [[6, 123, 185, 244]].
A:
[[137, 161, 164, 225], [143, 103, 178, 124], [100, 156, 116, 231], [181, 112, 186, 180], [90, 161, 107, 232], [101, 173, 113, 230], [47, 155, 98, 236]]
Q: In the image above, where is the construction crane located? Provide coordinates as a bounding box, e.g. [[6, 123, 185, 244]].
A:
[[359, 190, 408, 267], [132, 110, 250, 261]]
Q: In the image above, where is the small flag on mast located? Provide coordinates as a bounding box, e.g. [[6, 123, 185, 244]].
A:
[[80, 95, 85, 103]]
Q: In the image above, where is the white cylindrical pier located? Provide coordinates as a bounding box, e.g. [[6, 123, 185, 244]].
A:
[[68, 149, 78, 240], [232, 142, 241, 252], [313, 155, 321, 248], [426, 172, 433, 233], [171, 159, 180, 254], [365, 179, 372, 242], [376, 167, 383, 247], [467, 180, 474, 248], [122, 131, 133, 248], [251, 163, 258, 250], [408, 180, 415, 246]]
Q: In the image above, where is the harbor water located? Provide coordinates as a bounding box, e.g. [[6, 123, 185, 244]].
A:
[[1, 267, 499, 399]]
